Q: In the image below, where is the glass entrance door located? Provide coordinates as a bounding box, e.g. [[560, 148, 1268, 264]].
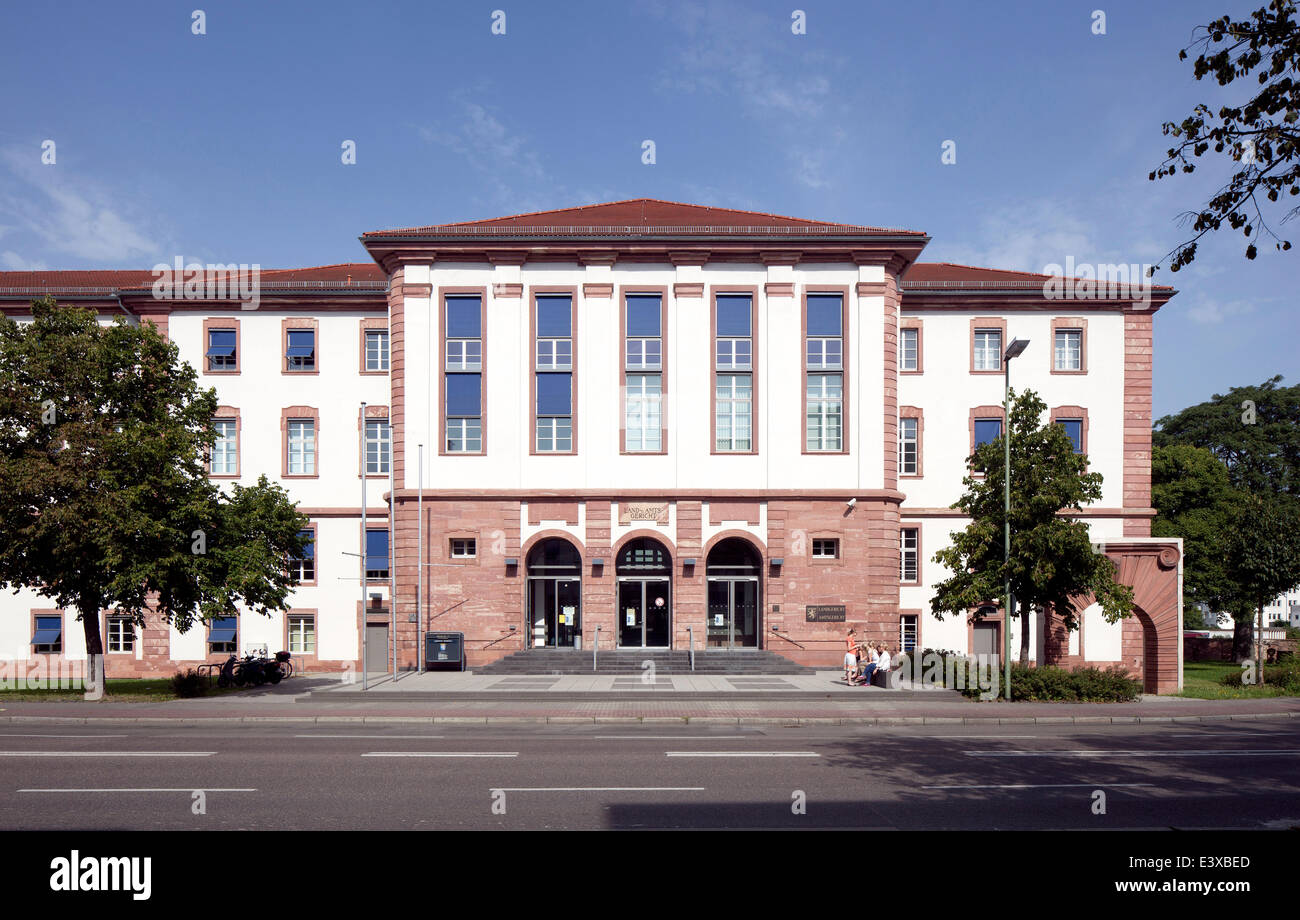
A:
[[617, 579, 670, 648], [705, 578, 759, 649], [529, 578, 581, 647]]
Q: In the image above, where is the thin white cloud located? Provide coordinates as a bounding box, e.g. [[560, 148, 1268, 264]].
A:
[[1185, 295, 1256, 325], [1, 250, 47, 270], [0, 146, 159, 264]]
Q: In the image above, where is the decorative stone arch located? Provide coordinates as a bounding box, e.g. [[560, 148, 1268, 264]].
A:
[[1041, 539, 1182, 693], [612, 529, 677, 561], [702, 529, 768, 561]]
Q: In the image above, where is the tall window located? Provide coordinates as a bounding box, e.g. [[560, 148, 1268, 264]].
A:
[[290, 529, 315, 583], [445, 295, 483, 453], [1057, 418, 1084, 453], [899, 614, 918, 653], [208, 616, 237, 654], [1054, 329, 1082, 371], [287, 419, 316, 474], [900, 528, 919, 583], [365, 528, 390, 580], [805, 293, 844, 452], [973, 328, 1002, 371], [211, 418, 238, 475], [535, 294, 574, 453], [206, 328, 236, 371], [715, 294, 753, 451], [288, 615, 316, 654], [899, 416, 919, 475], [32, 615, 62, 654], [365, 330, 390, 372], [286, 329, 316, 371], [973, 418, 1002, 450], [107, 616, 134, 653], [364, 418, 390, 474], [625, 294, 662, 452], [899, 327, 918, 371]]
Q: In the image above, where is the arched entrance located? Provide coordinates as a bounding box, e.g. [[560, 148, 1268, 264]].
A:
[[526, 538, 582, 648], [616, 537, 672, 648], [706, 537, 761, 649]]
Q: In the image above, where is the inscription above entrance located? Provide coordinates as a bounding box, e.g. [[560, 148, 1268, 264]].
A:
[[619, 502, 670, 525]]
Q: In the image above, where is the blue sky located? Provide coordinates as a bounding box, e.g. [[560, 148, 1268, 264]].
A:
[[1, 0, 1295, 418]]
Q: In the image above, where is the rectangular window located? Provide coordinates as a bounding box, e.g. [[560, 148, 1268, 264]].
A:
[[450, 538, 477, 559], [208, 616, 237, 654], [900, 529, 919, 583], [535, 295, 574, 452], [365, 330, 390, 372], [625, 373, 662, 452], [715, 374, 752, 451], [32, 615, 62, 654], [1058, 418, 1084, 453], [1054, 329, 1082, 371], [973, 329, 1002, 371], [288, 615, 316, 655], [287, 420, 316, 474], [973, 418, 1002, 449], [806, 294, 843, 371], [899, 614, 918, 653], [714, 293, 753, 452], [286, 329, 316, 371], [286, 419, 316, 474], [107, 616, 134, 653], [206, 328, 236, 371], [365, 529, 390, 580], [211, 418, 238, 475], [899, 416, 919, 475], [291, 529, 315, 583], [806, 374, 843, 451], [812, 538, 839, 559], [626, 294, 663, 370], [445, 374, 482, 453], [899, 328, 919, 371], [364, 418, 391, 474]]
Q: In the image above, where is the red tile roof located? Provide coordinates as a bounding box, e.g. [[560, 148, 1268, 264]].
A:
[[363, 198, 925, 237], [907, 261, 1174, 291], [0, 263, 385, 293]]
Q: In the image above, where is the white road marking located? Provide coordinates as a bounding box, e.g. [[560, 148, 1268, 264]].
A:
[[0, 751, 215, 757], [921, 735, 1040, 740], [665, 751, 820, 758], [965, 749, 1300, 758], [0, 733, 128, 739], [294, 734, 446, 739], [923, 782, 1157, 790], [19, 788, 257, 793], [363, 752, 517, 758], [492, 787, 706, 792], [590, 735, 750, 740]]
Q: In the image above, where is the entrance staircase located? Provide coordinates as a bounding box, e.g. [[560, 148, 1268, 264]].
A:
[[476, 648, 815, 676]]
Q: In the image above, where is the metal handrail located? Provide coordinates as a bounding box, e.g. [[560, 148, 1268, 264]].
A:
[[767, 629, 807, 650], [686, 626, 695, 671], [593, 626, 601, 673], [365, 224, 918, 237]]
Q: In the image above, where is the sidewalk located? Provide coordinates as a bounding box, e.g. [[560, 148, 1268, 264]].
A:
[[2, 672, 1298, 725]]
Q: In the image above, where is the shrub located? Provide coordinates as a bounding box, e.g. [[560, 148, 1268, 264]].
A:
[[963, 663, 1141, 702], [1218, 659, 1300, 693], [170, 669, 207, 698]]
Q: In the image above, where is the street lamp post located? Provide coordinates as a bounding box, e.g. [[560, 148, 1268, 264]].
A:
[[1002, 338, 1029, 700]]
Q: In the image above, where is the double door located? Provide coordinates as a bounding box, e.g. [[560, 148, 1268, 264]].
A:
[[529, 578, 581, 647], [618, 579, 670, 648], [706, 578, 759, 649]]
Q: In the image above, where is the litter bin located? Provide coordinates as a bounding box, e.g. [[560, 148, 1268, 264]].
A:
[[425, 631, 465, 672]]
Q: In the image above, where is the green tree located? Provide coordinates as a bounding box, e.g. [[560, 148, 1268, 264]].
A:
[[931, 389, 1135, 666], [1154, 375, 1300, 657], [0, 298, 309, 685], [1149, 1, 1300, 272], [1224, 494, 1300, 667], [1151, 443, 1247, 630]]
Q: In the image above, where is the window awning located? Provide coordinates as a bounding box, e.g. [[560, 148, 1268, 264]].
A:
[[208, 627, 236, 643], [31, 627, 62, 644], [286, 345, 315, 357], [206, 330, 236, 356]]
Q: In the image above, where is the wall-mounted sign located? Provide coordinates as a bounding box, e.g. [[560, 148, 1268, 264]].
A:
[[619, 502, 669, 525], [806, 605, 846, 622]]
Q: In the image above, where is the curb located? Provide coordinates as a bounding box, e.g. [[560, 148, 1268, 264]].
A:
[[1, 711, 1296, 727]]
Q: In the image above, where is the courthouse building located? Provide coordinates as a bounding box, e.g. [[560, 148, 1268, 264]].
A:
[[0, 200, 1185, 691]]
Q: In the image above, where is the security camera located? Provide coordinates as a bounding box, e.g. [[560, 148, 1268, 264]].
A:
[[846, 498, 857, 509]]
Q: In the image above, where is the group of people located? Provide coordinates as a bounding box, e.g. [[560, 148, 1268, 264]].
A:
[[843, 628, 891, 686]]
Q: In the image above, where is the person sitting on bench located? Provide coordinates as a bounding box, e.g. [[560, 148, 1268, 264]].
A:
[[856, 644, 880, 685], [869, 646, 892, 687]]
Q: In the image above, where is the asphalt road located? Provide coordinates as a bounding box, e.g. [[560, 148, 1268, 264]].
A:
[[1, 720, 1297, 830]]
